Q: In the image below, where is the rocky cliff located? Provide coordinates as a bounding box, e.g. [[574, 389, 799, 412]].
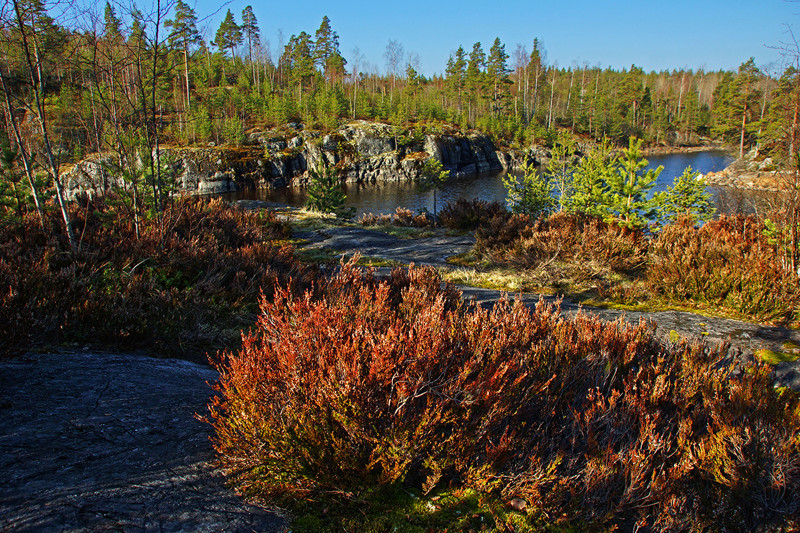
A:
[[63, 121, 511, 198]]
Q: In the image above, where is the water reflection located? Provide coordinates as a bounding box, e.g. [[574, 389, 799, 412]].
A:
[[230, 150, 749, 215]]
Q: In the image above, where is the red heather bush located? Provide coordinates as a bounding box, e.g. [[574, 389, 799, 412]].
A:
[[0, 198, 315, 358], [438, 198, 508, 230], [648, 215, 800, 322], [476, 211, 647, 274], [209, 262, 800, 531], [359, 207, 432, 228]]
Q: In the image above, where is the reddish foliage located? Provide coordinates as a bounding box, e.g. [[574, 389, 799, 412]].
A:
[[0, 199, 315, 359], [648, 215, 800, 322], [209, 261, 800, 530], [438, 198, 508, 230], [477, 211, 647, 274]]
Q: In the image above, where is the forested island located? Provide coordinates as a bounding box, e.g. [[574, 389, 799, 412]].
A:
[[3, 1, 800, 532]]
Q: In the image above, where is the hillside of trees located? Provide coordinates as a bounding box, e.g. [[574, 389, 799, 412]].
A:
[[3, 0, 799, 173], [3, 0, 800, 249]]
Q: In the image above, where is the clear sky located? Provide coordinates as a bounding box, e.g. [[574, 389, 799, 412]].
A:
[[187, 0, 798, 76]]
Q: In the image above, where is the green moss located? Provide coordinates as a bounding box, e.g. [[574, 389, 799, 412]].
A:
[[755, 348, 800, 365], [294, 247, 404, 268], [782, 341, 800, 354], [288, 486, 549, 533]]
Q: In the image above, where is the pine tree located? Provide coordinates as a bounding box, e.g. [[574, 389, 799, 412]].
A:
[[451, 46, 467, 114], [765, 66, 800, 166], [214, 10, 242, 60], [503, 160, 555, 217], [165, 0, 202, 111], [605, 137, 662, 228], [314, 16, 346, 85], [712, 59, 761, 158], [466, 42, 485, 122], [306, 165, 346, 215], [241, 6, 260, 66], [567, 138, 615, 217], [528, 39, 545, 122], [285, 32, 315, 105], [544, 130, 576, 211], [654, 166, 716, 226], [417, 158, 450, 223]]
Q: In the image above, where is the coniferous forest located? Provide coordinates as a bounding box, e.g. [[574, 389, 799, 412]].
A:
[[3, 1, 798, 171]]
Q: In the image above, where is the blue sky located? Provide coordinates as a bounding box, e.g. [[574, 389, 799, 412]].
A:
[[187, 0, 797, 76]]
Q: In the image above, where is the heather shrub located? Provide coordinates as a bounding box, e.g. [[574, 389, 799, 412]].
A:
[[648, 215, 800, 322], [0, 198, 315, 358], [438, 198, 508, 230], [357, 211, 393, 226], [209, 262, 800, 531], [476, 211, 647, 276], [474, 212, 533, 256], [358, 206, 432, 228]]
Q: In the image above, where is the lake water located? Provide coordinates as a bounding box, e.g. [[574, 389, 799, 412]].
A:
[[231, 150, 737, 216]]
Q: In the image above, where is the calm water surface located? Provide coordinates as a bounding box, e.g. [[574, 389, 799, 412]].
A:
[[232, 150, 736, 216]]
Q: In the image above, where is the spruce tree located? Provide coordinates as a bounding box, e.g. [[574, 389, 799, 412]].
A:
[[103, 2, 122, 44], [487, 37, 510, 117]]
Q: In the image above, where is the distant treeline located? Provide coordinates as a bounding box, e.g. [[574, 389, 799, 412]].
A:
[[2, 0, 799, 172]]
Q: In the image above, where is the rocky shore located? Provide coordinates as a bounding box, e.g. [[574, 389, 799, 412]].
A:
[[63, 121, 515, 199], [702, 148, 791, 191]]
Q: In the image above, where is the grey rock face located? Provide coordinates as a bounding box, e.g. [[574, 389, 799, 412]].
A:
[[62, 122, 506, 198]]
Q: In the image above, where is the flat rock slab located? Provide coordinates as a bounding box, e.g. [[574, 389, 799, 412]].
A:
[[0, 352, 287, 533], [297, 226, 475, 267]]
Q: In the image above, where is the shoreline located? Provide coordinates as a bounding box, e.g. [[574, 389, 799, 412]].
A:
[[643, 144, 729, 156]]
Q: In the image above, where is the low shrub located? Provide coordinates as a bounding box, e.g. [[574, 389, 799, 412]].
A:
[[648, 215, 800, 322], [438, 198, 508, 230], [0, 198, 315, 359], [474, 212, 533, 255], [476, 212, 647, 281], [474, 211, 800, 321], [209, 261, 800, 531], [358, 207, 432, 228]]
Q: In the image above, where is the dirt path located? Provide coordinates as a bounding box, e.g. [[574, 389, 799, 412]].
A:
[[0, 352, 286, 533], [300, 225, 800, 390]]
